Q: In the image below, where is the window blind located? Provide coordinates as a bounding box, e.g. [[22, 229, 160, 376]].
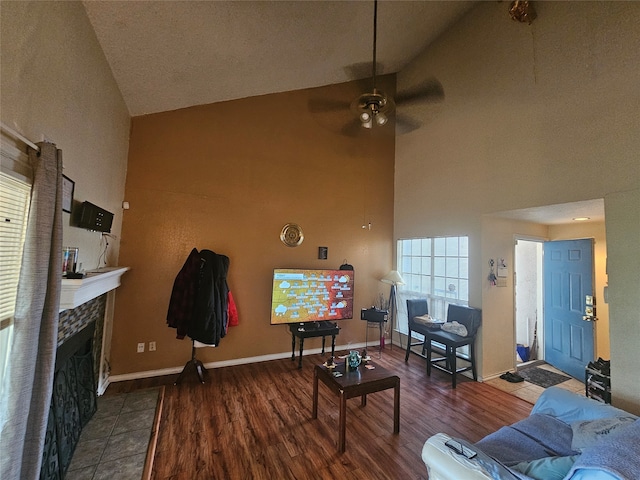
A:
[[0, 172, 31, 392]]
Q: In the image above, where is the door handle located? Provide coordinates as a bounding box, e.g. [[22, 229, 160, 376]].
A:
[[583, 296, 596, 321]]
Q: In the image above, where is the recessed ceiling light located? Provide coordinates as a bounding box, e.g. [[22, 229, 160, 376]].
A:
[[572, 217, 590, 221]]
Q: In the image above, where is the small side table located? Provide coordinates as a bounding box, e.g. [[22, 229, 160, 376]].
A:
[[360, 308, 388, 355], [312, 362, 400, 453], [290, 322, 340, 369]]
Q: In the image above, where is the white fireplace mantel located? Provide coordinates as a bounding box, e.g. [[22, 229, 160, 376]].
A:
[[60, 266, 129, 311]]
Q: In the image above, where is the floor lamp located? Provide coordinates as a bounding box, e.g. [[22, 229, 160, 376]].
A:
[[381, 270, 405, 349]]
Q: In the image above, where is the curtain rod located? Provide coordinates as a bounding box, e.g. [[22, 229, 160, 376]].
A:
[[0, 121, 40, 152]]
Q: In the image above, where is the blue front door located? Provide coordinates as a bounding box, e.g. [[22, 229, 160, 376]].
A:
[[543, 239, 595, 379]]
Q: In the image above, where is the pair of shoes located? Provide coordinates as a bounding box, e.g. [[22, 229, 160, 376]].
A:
[[588, 358, 611, 376], [500, 372, 524, 383]]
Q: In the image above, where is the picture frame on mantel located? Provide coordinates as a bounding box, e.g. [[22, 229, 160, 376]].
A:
[[62, 174, 74, 213]]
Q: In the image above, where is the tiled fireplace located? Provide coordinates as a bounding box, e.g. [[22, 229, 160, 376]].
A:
[[40, 267, 127, 480]]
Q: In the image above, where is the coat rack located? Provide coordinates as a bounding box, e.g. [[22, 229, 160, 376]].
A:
[[174, 340, 207, 385]]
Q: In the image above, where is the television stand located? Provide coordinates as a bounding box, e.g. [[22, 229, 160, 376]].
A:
[[290, 322, 340, 369]]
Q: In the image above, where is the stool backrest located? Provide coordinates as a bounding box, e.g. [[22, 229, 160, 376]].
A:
[[446, 304, 482, 337], [407, 298, 428, 326]]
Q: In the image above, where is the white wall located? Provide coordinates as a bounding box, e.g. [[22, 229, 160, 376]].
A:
[[604, 188, 640, 414], [1, 1, 130, 269], [480, 218, 547, 378], [515, 240, 539, 350], [395, 2, 640, 412]]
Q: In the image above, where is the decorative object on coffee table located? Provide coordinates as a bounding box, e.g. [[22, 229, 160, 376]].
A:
[[347, 350, 361, 370]]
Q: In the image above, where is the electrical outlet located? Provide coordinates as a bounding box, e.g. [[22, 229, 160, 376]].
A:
[[137, 342, 145, 353], [149, 341, 156, 352]]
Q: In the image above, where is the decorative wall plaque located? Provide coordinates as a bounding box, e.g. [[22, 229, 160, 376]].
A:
[[280, 223, 304, 247]]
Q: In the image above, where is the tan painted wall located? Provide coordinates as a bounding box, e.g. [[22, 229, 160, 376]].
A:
[[478, 219, 609, 378], [480, 218, 548, 378], [395, 2, 640, 411], [110, 79, 396, 375], [0, 1, 130, 268]]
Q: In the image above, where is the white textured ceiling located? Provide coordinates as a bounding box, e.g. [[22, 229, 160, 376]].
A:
[[489, 199, 606, 226], [82, 0, 475, 116]]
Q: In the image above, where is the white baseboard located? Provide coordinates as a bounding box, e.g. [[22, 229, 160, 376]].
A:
[[97, 378, 110, 396], [482, 370, 516, 382], [108, 341, 369, 384]]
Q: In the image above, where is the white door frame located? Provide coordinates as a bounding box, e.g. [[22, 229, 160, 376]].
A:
[[514, 235, 546, 367]]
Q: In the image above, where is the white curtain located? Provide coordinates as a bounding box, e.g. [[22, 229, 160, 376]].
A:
[[0, 143, 62, 480]]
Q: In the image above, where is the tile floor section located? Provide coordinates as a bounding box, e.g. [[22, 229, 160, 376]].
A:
[[65, 387, 159, 480], [485, 362, 585, 404]]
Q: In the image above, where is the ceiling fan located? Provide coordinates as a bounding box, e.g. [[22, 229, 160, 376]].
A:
[[311, 0, 445, 135], [352, 0, 392, 129]]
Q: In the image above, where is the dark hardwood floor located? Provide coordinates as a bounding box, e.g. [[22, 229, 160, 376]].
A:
[[106, 347, 533, 479]]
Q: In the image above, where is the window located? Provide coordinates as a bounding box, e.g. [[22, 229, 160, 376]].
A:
[[396, 236, 469, 336], [0, 172, 31, 398]]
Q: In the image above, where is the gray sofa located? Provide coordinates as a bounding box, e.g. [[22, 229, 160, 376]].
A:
[[422, 386, 640, 480]]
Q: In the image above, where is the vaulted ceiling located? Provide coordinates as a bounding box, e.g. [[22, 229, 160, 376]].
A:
[[82, 1, 607, 225], [83, 1, 475, 116]]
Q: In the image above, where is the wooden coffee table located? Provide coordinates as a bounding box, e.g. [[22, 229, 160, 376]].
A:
[[312, 361, 400, 453]]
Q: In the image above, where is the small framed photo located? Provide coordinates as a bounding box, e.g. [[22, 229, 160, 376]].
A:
[[62, 175, 75, 213]]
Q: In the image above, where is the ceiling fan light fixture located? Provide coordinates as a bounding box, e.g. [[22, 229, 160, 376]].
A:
[[352, 91, 393, 129], [326, 0, 439, 136]]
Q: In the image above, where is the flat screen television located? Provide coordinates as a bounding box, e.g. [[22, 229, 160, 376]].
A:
[[270, 268, 354, 325]]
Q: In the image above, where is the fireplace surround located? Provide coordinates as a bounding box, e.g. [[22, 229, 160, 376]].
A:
[[39, 267, 127, 479]]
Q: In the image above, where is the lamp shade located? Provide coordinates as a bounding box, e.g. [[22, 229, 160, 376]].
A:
[[381, 270, 405, 286]]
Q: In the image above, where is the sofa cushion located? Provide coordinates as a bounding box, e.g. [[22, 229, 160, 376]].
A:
[[475, 413, 577, 465], [567, 418, 640, 480], [531, 387, 637, 424], [570, 416, 637, 451]]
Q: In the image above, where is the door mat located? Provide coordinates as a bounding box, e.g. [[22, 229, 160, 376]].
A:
[[517, 367, 570, 389]]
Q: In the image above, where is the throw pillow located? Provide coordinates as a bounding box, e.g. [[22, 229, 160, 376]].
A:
[[413, 314, 442, 327], [441, 321, 468, 337], [512, 455, 579, 480]]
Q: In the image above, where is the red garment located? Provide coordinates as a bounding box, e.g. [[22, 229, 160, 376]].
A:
[[227, 291, 239, 332]]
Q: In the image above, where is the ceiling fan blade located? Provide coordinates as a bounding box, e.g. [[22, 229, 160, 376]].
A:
[[395, 77, 445, 106], [308, 97, 352, 113], [395, 114, 423, 135], [340, 119, 365, 137]]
